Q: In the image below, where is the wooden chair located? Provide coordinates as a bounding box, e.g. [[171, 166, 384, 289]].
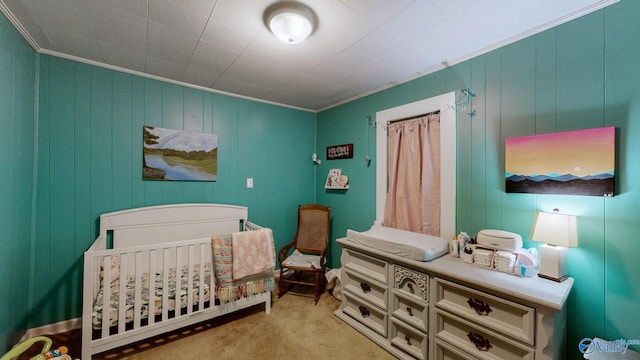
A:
[[278, 204, 331, 304]]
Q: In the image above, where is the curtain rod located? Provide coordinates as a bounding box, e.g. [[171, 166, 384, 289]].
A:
[[387, 110, 440, 125]]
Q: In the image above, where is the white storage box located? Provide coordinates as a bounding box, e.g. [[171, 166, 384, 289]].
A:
[[476, 229, 523, 252]]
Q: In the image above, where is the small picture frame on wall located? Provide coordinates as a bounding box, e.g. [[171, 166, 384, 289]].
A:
[[326, 143, 353, 160], [326, 168, 342, 187], [325, 168, 349, 189]]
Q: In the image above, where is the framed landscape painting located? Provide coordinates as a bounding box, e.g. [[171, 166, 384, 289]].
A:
[[505, 126, 615, 197], [143, 126, 218, 181]]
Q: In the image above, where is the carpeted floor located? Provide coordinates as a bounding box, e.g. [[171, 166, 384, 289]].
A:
[[17, 286, 395, 360]]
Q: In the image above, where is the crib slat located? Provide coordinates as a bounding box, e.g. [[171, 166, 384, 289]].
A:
[[133, 251, 143, 330], [101, 255, 111, 339], [176, 246, 183, 319], [209, 243, 215, 304], [187, 245, 194, 314], [162, 248, 170, 321], [148, 250, 156, 326], [199, 242, 206, 311], [117, 253, 128, 334]]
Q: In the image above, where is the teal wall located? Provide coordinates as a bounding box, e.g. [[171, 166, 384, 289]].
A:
[[28, 55, 316, 331], [0, 13, 36, 351], [317, 1, 639, 358]]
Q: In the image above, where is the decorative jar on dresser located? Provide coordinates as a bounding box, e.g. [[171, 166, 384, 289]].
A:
[[334, 237, 574, 360]]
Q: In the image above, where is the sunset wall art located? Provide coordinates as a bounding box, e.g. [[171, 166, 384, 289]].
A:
[[505, 126, 615, 196]]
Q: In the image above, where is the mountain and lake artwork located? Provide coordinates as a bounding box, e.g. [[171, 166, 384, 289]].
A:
[[143, 126, 218, 181], [505, 126, 615, 197]]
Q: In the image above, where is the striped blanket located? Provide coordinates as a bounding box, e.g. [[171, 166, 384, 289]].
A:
[[211, 229, 275, 303]]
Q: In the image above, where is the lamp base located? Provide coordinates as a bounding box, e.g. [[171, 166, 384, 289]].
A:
[[537, 273, 569, 282], [538, 243, 569, 282]]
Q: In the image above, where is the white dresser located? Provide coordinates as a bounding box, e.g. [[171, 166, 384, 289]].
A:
[[334, 237, 574, 360]]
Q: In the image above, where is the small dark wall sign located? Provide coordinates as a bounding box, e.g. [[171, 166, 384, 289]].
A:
[[327, 143, 353, 160]]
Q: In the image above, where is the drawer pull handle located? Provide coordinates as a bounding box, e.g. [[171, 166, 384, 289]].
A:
[[467, 332, 492, 351], [405, 335, 411, 346], [467, 298, 492, 316], [360, 282, 371, 293], [407, 283, 415, 294], [406, 307, 413, 316], [358, 305, 370, 318]]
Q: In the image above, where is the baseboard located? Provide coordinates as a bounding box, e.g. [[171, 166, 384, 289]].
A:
[[20, 317, 82, 342]]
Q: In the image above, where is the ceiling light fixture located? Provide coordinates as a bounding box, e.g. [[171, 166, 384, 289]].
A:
[[264, 2, 317, 45]]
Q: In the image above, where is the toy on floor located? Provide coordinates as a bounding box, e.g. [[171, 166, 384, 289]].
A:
[[33, 346, 68, 360], [1, 336, 50, 360], [0, 336, 71, 360]]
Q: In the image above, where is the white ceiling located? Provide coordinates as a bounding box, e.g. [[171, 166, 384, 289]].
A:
[[0, 0, 617, 112]]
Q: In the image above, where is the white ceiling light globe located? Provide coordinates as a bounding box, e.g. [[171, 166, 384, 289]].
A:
[[264, 2, 317, 45], [270, 12, 312, 44]]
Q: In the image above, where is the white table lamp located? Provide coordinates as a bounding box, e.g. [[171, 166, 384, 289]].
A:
[[530, 209, 578, 282]]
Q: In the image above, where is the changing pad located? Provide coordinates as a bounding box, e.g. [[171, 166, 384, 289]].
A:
[[346, 225, 448, 261]]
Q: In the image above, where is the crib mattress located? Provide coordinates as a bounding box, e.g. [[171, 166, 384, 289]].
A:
[[346, 225, 448, 261], [92, 264, 211, 329]]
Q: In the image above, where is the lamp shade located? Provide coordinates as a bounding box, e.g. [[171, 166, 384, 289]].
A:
[[264, 2, 317, 44], [530, 211, 578, 248]]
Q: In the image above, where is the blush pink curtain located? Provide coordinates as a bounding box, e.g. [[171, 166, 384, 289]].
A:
[[421, 113, 441, 236], [383, 113, 441, 235]]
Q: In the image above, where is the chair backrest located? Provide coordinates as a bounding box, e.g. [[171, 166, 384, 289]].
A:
[[295, 204, 330, 254]]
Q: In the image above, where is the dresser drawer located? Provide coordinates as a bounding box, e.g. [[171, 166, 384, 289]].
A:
[[343, 268, 388, 310], [392, 290, 428, 332], [434, 278, 535, 345], [393, 265, 429, 302], [390, 317, 428, 360], [342, 249, 389, 284], [435, 311, 534, 360], [434, 338, 476, 360], [342, 291, 388, 337]]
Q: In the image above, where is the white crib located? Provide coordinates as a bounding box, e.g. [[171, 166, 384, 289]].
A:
[[81, 203, 273, 359]]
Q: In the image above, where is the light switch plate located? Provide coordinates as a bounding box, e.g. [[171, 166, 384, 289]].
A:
[[246, 178, 253, 188]]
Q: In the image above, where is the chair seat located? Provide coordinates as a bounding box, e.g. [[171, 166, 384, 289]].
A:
[[282, 250, 322, 269]]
